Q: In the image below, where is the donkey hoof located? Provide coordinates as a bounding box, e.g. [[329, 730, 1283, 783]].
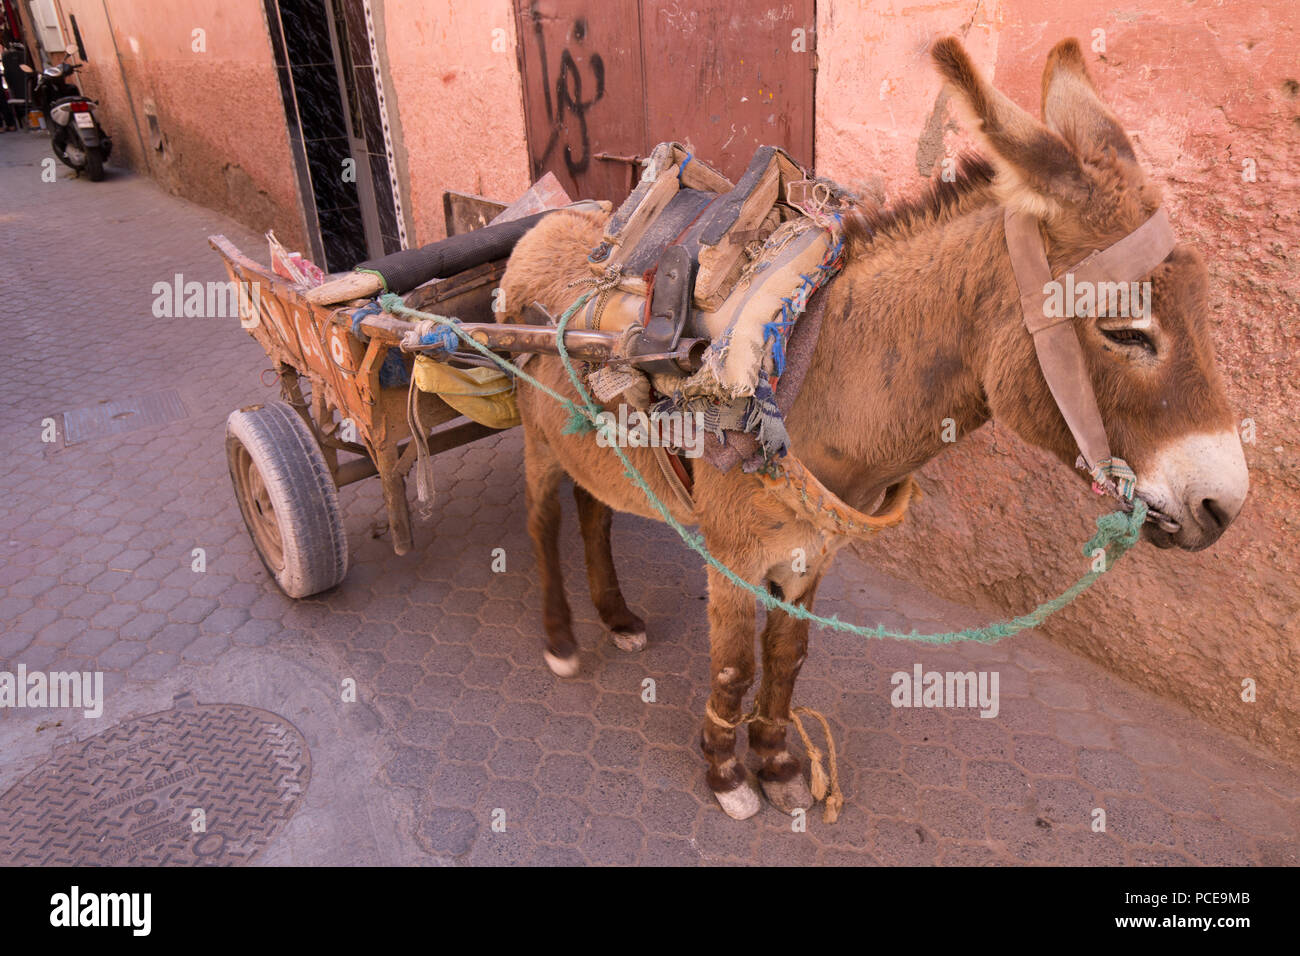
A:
[[543, 649, 580, 677], [760, 774, 814, 815], [713, 769, 762, 820], [609, 629, 647, 653]]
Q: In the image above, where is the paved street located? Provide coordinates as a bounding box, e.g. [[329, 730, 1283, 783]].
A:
[[1, 132, 1296, 866]]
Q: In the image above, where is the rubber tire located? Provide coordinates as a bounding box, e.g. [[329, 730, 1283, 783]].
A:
[[84, 145, 104, 181], [226, 402, 349, 598]]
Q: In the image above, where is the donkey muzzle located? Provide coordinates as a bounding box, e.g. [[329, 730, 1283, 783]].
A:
[[1137, 429, 1249, 551]]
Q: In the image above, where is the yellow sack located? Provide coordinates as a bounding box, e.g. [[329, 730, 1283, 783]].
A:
[[413, 357, 521, 429]]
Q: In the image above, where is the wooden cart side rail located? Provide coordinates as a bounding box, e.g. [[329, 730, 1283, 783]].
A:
[[319, 304, 414, 345], [207, 234, 419, 345], [209, 234, 397, 450]]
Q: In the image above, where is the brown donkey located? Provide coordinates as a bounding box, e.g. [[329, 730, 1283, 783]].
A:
[[497, 36, 1249, 819]]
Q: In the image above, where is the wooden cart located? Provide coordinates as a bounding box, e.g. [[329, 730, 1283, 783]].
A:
[[211, 176, 711, 599], [209, 234, 511, 598]]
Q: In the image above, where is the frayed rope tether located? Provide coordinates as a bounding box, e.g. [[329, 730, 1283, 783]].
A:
[[379, 288, 1147, 822]]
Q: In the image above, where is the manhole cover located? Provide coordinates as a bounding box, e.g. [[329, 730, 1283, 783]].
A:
[[0, 695, 309, 865], [62, 389, 189, 445]]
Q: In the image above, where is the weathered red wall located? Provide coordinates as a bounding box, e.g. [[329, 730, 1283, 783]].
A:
[[57, 0, 532, 251], [817, 0, 1299, 761], [56, 0, 308, 251]]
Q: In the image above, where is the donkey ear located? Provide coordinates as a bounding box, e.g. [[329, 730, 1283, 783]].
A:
[[931, 36, 1088, 214], [1040, 39, 1136, 161]]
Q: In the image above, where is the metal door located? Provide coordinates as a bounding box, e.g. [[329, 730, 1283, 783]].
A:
[[640, 0, 816, 178], [514, 0, 645, 202], [514, 0, 815, 203]]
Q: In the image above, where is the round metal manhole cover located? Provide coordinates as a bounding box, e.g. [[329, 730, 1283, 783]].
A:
[[0, 696, 310, 865]]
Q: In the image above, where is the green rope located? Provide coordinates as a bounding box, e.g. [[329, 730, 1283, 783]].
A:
[[354, 267, 389, 293], [379, 290, 1148, 645]]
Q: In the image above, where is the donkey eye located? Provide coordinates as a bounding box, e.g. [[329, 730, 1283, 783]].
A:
[[1100, 327, 1156, 354]]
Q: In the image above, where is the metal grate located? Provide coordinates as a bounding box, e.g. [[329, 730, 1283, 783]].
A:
[[62, 389, 189, 445], [0, 696, 311, 866]]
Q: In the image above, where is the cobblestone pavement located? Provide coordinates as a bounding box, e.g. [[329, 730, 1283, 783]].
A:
[[1, 134, 1297, 866]]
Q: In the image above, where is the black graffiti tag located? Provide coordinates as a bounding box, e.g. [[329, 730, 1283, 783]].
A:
[[532, 12, 605, 178]]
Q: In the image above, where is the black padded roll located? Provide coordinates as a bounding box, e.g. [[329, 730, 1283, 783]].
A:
[[357, 209, 552, 294]]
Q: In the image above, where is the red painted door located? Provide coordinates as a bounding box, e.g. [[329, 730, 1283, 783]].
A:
[[640, 0, 816, 179], [514, 0, 816, 203], [514, 0, 646, 203]]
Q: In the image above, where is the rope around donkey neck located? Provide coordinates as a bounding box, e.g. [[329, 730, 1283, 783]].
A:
[[379, 289, 1147, 821]]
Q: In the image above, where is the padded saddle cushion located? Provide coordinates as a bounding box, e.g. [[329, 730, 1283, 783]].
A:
[[570, 142, 814, 336]]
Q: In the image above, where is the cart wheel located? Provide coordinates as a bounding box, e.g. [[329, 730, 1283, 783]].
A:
[[226, 402, 349, 598]]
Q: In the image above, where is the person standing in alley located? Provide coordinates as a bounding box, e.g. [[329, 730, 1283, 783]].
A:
[[0, 28, 31, 132]]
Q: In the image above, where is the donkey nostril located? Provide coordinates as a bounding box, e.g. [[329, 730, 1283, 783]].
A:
[[1201, 498, 1230, 530]]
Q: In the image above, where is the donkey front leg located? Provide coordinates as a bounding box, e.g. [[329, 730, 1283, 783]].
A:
[[524, 433, 580, 677], [700, 567, 762, 819], [750, 570, 825, 815], [573, 484, 647, 652]]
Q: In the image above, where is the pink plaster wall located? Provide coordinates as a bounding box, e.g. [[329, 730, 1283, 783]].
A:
[[380, 0, 532, 244], [56, 0, 538, 254], [817, 0, 1299, 761]]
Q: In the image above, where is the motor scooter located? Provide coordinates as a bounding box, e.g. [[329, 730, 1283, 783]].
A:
[[21, 45, 111, 181]]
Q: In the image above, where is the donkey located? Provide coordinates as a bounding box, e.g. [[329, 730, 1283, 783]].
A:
[[497, 36, 1249, 819]]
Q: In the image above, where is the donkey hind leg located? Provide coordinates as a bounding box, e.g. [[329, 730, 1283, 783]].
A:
[[573, 484, 647, 652], [524, 434, 580, 677], [700, 567, 762, 819], [750, 572, 825, 814]]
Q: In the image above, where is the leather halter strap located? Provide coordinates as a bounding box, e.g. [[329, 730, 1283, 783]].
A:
[[1003, 206, 1176, 497]]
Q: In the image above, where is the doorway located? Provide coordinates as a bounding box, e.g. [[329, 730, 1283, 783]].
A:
[[264, 0, 403, 271]]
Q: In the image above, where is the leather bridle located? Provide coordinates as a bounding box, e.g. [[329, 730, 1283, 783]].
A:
[[1003, 205, 1177, 506]]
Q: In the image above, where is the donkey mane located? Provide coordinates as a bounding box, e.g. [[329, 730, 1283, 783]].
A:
[[844, 152, 995, 251]]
